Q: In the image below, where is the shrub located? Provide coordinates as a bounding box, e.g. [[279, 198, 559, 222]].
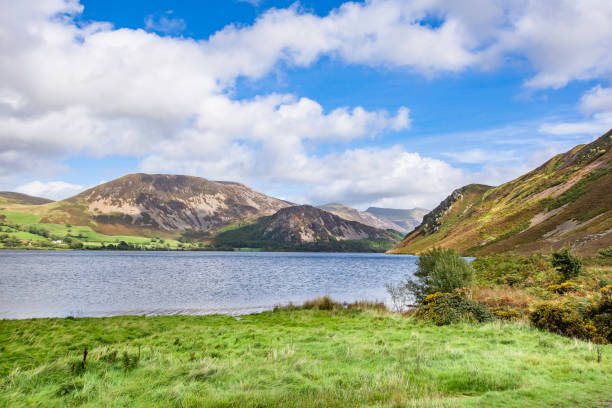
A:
[[529, 303, 585, 338], [551, 249, 582, 281], [491, 307, 522, 321], [121, 350, 140, 372], [69, 240, 83, 249], [472, 254, 550, 287], [416, 291, 493, 326], [585, 285, 612, 343], [597, 247, 612, 258], [396, 248, 474, 303], [547, 281, 576, 294]]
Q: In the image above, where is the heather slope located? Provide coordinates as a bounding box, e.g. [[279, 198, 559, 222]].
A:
[[391, 129, 612, 256]]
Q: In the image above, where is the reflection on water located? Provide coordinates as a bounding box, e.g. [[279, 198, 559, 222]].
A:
[[0, 250, 417, 319]]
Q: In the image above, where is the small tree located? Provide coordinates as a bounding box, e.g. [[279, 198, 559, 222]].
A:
[[551, 248, 582, 281], [387, 247, 474, 306]]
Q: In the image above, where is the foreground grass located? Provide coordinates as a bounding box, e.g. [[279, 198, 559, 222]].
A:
[[1, 310, 611, 407]]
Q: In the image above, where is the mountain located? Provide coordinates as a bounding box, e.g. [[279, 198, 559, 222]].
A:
[[74, 173, 293, 234], [365, 207, 429, 231], [390, 129, 612, 256], [214, 205, 404, 252], [317, 203, 407, 232], [0, 192, 53, 205], [2, 174, 292, 237]]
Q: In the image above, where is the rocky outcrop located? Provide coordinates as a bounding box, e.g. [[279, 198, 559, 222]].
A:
[[420, 187, 471, 235]]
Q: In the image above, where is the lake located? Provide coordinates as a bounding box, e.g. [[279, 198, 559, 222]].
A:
[[0, 250, 417, 319]]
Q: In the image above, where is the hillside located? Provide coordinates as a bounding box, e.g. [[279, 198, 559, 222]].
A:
[[0, 192, 53, 205], [214, 205, 403, 251], [0, 174, 292, 238], [318, 203, 407, 232], [366, 207, 429, 231], [391, 129, 612, 256]]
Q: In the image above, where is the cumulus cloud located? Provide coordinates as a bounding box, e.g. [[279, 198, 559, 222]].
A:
[[496, 1, 612, 89], [580, 85, 612, 114], [15, 181, 84, 201], [2, 0, 612, 208]]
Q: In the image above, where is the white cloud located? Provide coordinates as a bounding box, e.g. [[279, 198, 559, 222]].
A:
[[15, 181, 84, 201], [580, 85, 612, 114], [494, 0, 612, 89], [539, 113, 612, 136], [539, 84, 612, 137], [2, 0, 612, 208]]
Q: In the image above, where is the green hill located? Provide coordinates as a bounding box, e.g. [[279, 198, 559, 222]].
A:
[[0, 191, 53, 205], [391, 129, 612, 256]]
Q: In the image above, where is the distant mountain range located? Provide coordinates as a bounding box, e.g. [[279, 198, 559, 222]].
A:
[[390, 129, 612, 256], [366, 207, 430, 231], [3, 130, 610, 254], [317, 203, 409, 232], [0, 174, 405, 251]]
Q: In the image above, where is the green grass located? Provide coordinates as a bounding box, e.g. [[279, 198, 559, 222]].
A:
[[0, 212, 187, 249], [1, 212, 42, 224], [1, 310, 611, 407]]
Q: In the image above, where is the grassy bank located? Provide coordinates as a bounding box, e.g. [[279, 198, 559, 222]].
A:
[[1, 309, 611, 407]]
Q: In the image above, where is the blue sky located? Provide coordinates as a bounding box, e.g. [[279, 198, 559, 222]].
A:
[[2, 0, 611, 208]]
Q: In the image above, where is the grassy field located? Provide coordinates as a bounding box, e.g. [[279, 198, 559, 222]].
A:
[[0, 210, 183, 249], [1, 309, 611, 407]]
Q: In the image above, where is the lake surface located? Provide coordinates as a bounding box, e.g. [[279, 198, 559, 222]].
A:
[[0, 250, 417, 319]]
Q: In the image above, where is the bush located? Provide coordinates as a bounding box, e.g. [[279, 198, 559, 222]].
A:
[[416, 291, 493, 326], [529, 303, 586, 338], [547, 281, 576, 294], [585, 285, 612, 343], [491, 307, 522, 321], [551, 249, 582, 281], [401, 248, 474, 303], [598, 247, 612, 258], [69, 240, 84, 249], [472, 254, 549, 287]]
